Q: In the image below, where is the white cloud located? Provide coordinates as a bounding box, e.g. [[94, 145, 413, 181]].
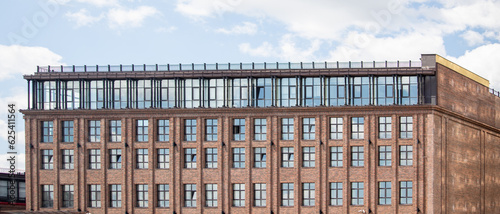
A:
[[75, 0, 119, 7], [239, 34, 321, 61], [107, 6, 160, 28], [155, 26, 178, 33], [216, 22, 257, 35], [461, 30, 485, 46], [65, 9, 104, 27]]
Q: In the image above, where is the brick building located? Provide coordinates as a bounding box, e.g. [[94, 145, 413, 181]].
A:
[[22, 54, 500, 214]]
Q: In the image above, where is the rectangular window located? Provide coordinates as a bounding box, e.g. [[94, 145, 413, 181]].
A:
[[351, 146, 364, 167], [61, 149, 74, 169], [302, 147, 315, 167], [330, 117, 343, 140], [157, 184, 170, 208], [281, 147, 294, 168], [158, 119, 170, 141], [184, 79, 201, 108], [379, 117, 392, 139], [302, 183, 315, 206], [379, 146, 392, 166], [157, 148, 170, 169], [112, 80, 127, 109], [255, 78, 273, 107], [399, 145, 413, 166], [41, 121, 53, 143], [160, 79, 176, 108], [253, 147, 266, 168], [62, 185, 74, 208], [19, 182, 26, 200], [184, 184, 196, 207], [330, 182, 343, 206], [254, 118, 267, 141], [351, 77, 370, 106], [41, 185, 54, 208], [136, 184, 148, 208], [205, 148, 217, 169], [399, 76, 418, 105], [400, 181, 413, 205], [89, 149, 101, 169], [281, 183, 294, 206], [330, 146, 343, 167], [109, 120, 122, 142], [205, 119, 218, 141], [254, 183, 266, 207], [279, 78, 297, 107], [378, 181, 391, 205], [109, 149, 122, 169], [232, 78, 249, 108], [110, 184, 122, 207], [41, 150, 53, 170], [136, 149, 148, 169], [351, 117, 364, 139], [400, 116, 413, 139], [205, 184, 217, 207], [205, 79, 224, 108], [185, 119, 197, 141], [89, 184, 101, 208], [302, 118, 315, 140], [136, 120, 149, 142], [0, 181, 7, 197], [351, 182, 364, 205], [88, 120, 101, 142], [281, 118, 294, 140], [184, 148, 197, 169], [62, 121, 74, 142], [303, 77, 321, 107], [232, 184, 245, 207], [232, 148, 245, 168], [328, 76, 346, 106], [377, 76, 394, 105], [233, 119, 245, 141]]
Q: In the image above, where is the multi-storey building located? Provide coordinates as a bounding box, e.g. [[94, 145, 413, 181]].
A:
[[22, 54, 500, 214]]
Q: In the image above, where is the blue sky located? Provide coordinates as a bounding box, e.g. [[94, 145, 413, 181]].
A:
[[1, 0, 499, 170]]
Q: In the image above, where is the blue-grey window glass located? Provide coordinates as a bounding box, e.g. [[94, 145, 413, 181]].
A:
[[109, 149, 122, 169], [62, 121, 74, 142], [137, 80, 152, 109], [88, 120, 100, 142], [136, 184, 148, 207], [351, 146, 364, 167], [205, 119, 218, 141], [254, 78, 273, 107], [184, 79, 201, 108], [110, 184, 122, 207], [330, 117, 343, 140], [41, 121, 53, 143], [184, 119, 197, 142], [302, 147, 315, 168], [379, 146, 392, 166], [377, 76, 394, 105], [61, 149, 74, 169], [89, 149, 101, 169], [44, 81, 57, 110], [351, 117, 364, 139], [400, 116, 413, 139], [109, 120, 121, 142], [399, 145, 413, 166], [379, 182, 391, 205], [232, 184, 245, 207], [89, 184, 101, 207], [231, 78, 248, 107], [302, 118, 315, 140], [351, 77, 370, 106], [328, 77, 346, 106], [157, 148, 170, 169], [205, 184, 217, 207], [254, 147, 266, 168], [330, 182, 342, 206], [281, 147, 294, 168], [400, 181, 413, 204], [302, 183, 315, 206], [62, 185, 74, 208], [184, 184, 196, 207], [205, 79, 225, 108], [330, 146, 343, 167], [303, 77, 322, 107], [351, 182, 364, 205], [281, 183, 294, 206], [233, 119, 245, 141], [281, 118, 294, 140], [205, 148, 217, 169], [160, 79, 176, 108], [399, 76, 418, 105], [65, 81, 80, 110], [254, 118, 267, 141], [379, 117, 392, 139], [279, 78, 297, 107], [232, 148, 245, 168], [254, 183, 266, 207], [136, 149, 148, 169], [184, 148, 197, 169], [113, 80, 127, 109], [41, 149, 53, 169], [41, 185, 54, 208], [90, 80, 104, 109], [136, 120, 148, 142], [157, 184, 170, 207], [158, 119, 170, 141]]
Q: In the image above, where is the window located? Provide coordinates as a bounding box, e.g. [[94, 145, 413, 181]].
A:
[[42, 81, 57, 110], [302, 118, 315, 140], [303, 77, 321, 107], [110, 184, 122, 207], [61, 121, 74, 142], [376, 76, 395, 105], [328, 77, 346, 106], [205, 79, 224, 108], [302, 147, 315, 167], [90, 80, 104, 109], [88, 120, 101, 142], [136, 184, 148, 208], [400, 116, 413, 139], [302, 183, 315, 206], [379, 117, 392, 139], [399, 76, 418, 105], [184, 184, 196, 207], [330, 146, 343, 167], [109, 149, 122, 169], [281, 147, 294, 168], [109, 120, 121, 142], [41, 185, 54, 208], [160, 79, 176, 108], [379, 146, 392, 166], [233, 119, 245, 141], [254, 147, 266, 168], [255, 78, 273, 107], [41, 121, 53, 142], [62, 185, 74, 208], [65, 81, 80, 110], [89, 184, 101, 208], [19, 182, 26, 200], [281, 183, 294, 206], [61, 149, 74, 169], [205, 119, 218, 141], [157, 184, 170, 208], [137, 79, 152, 109], [232, 148, 245, 168], [231, 78, 249, 108], [205, 184, 217, 207], [351, 146, 364, 167], [254, 183, 266, 207], [281, 118, 294, 140], [89, 149, 101, 169], [378, 182, 391, 205], [136, 120, 149, 142], [351, 77, 370, 106], [330, 117, 343, 140], [112, 80, 127, 109], [205, 148, 217, 169], [184, 148, 197, 169], [279, 78, 297, 107], [157, 148, 170, 169], [184, 79, 201, 108], [184, 119, 197, 141], [400, 181, 413, 205], [351, 182, 364, 205], [0, 181, 7, 197], [136, 149, 148, 169], [158, 119, 170, 141], [330, 182, 343, 206], [41, 150, 53, 169], [232, 184, 245, 207], [399, 145, 413, 166], [351, 117, 364, 139], [254, 118, 267, 141]]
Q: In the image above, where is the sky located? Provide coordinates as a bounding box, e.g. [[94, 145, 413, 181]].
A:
[[0, 0, 499, 170]]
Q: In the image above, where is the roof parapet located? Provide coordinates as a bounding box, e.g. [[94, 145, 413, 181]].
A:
[[421, 54, 490, 87]]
